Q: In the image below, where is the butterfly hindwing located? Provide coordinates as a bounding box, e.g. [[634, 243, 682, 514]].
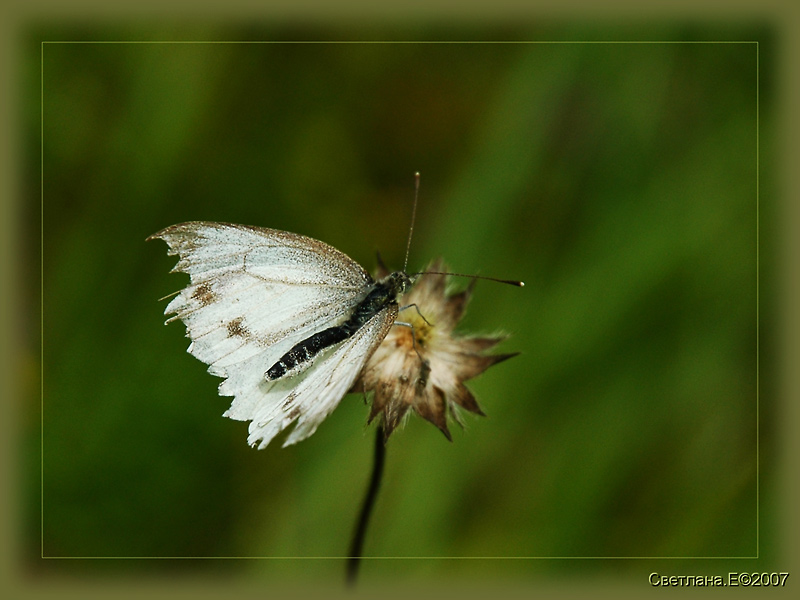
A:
[[225, 305, 398, 448]]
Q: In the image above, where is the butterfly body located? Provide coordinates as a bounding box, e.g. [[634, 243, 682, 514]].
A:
[[266, 271, 411, 381]]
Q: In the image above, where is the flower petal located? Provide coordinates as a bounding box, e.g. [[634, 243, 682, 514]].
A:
[[457, 335, 508, 354], [449, 383, 486, 416], [415, 385, 452, 441], [454, 352, 519, 381], [439, 279, 476, 328]]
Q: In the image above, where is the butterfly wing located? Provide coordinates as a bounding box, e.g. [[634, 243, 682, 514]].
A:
[[150, 221, 386, 447]]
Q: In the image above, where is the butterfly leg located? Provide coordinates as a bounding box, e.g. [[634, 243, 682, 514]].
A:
[[398, 303, 432, 326], [393, 320, 430, 387], [394, 321, 426, 364]]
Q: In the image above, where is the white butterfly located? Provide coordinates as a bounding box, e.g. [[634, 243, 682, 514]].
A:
[[149, 221, 411, 449]]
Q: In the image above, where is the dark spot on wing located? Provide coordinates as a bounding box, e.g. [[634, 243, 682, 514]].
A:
[[192, 282, 216, 307], [227, 317, 248, 338], [288, 407, 301, 420]]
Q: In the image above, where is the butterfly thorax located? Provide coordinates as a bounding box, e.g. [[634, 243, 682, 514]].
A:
[[343, 271, 410, 334], [265, 271, 411, 381]]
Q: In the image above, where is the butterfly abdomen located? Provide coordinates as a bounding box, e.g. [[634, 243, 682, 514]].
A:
[[264, 272, 410, 381], [265, 326, 351, 380]]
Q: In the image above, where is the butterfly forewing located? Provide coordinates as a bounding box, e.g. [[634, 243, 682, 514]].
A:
[[149, 221, 389, 447], [154, 222, 371, 285]]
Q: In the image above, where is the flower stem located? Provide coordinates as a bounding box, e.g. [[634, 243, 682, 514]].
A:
[[346, 425, 386, 587]]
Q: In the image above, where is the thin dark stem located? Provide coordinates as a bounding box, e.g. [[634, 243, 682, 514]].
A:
[[346, 425, 386, 587]]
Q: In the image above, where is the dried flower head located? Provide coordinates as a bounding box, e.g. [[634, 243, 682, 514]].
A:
[[352, 258, 517, 441]]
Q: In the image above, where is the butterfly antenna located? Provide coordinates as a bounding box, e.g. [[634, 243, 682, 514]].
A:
[[413, 271, 525, 287], [403, 172, 421, 273]]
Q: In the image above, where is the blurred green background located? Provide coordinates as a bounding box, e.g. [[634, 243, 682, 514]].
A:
[[29, 27, 770, 585]]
